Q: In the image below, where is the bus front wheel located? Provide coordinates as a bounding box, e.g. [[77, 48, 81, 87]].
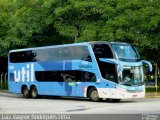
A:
[[89, 87, 101, 102], [22, 86, 30, 98], [30, 86, 38, 99]]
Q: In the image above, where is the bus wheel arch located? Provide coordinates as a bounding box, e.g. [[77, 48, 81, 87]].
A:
[[87, 86, 101, 102], [21, 85, 30, 98], [30, 85, 38, 99]]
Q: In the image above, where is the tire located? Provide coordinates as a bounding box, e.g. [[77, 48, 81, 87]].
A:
[[22, 86, 30, 98], [89, 87, 101, 102], [30, 86, 38, 99]]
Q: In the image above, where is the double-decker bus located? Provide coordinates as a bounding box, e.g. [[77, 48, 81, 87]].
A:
[[8, 41, 152, 102]]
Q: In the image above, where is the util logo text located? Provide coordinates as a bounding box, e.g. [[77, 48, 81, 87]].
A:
[[14, 63, 34, 82]]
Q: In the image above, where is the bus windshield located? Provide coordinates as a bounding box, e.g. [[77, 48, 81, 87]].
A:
[[119, 66, 144, 86], [111, 44, 140, 61]]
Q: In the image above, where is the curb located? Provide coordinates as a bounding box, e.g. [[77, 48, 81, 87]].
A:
[[145, 92, 160, 98], [0, 90, 9, 93], [145, 96, 160, 98]]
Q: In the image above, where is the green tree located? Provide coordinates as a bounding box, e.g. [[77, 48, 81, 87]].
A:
[[8, 0, 62, 48], [4, 0, 72, 54], [0, 0, 15, 56], [54, 0, 104, 42]]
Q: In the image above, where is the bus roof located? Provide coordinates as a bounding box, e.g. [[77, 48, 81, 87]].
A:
[[9, 41, 130, 53], [89, 41, 130, 45], [9, 42, 89, 53]]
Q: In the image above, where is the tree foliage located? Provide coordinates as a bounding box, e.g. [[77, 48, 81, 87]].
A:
[[0, 0, 159, 65], [0, 0, 15, 55]]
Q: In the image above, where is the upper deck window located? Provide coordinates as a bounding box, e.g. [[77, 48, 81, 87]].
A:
[[111, 44, 140, 62], [92, 44, 114, 58], [9, 46, 92, 63]]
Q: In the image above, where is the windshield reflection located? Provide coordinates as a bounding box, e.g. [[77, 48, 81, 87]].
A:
[[119, 66, 144, 86], [112, 44, 140, 61]]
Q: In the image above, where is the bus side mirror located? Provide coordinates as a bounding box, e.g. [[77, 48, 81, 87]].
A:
[[142, 60, 153, 72]]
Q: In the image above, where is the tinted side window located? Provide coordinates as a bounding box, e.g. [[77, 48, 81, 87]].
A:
[[72, 46, 92, 62], [35, 71, 63, 82], [61, 71, 75, 82], [34, 50, 46, 62], [58, 46, 92, 62], [62, 71, 96, 82], [34, 48, 59, 62], [59, 47, 72, 61], [10, 48, 59, 63], [101, 44, 113, 58], [92, 44, 114, 59], [46, 48, 59, 61], [99, 62, 118, 83], [10, 46, 92, 63], [75, 71, 83, 82], [10, 51, 36, 63], [35, 70, 96, 82], [83, 71, 96, 82]]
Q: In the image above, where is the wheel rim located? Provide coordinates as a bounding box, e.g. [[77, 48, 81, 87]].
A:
[[91, 90, 99, 101], [23, 88, 29, 97], [31, 88, 38, 98]]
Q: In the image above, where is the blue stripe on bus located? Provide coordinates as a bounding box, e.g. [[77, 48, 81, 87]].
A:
[[65, 82, 72, 96], [38, 61, 72, 71], [64, 61, 72, 70], [38, 62, 63, 70]]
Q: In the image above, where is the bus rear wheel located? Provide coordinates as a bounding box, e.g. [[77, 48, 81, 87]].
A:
[[30, 86, 38, 99], [22, 86, 30, 98], [89, 87, 101, 102]]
